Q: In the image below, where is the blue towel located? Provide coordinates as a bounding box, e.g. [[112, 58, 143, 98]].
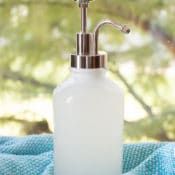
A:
[[0, 135, 174, 175]]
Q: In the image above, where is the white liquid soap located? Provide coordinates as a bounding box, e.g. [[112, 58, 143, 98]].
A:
[[53, 1, 130, 175]]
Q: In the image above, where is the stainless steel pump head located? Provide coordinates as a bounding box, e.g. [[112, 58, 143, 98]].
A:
[[74, 0, 92, 6], [71, 0, 130, 69]]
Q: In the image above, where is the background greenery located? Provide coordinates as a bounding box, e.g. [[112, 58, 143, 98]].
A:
[[0, 0, 175, 142]]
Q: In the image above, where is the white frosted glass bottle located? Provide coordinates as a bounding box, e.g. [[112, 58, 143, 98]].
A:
[[53, 68, 124, 175], [53, 1, 130, 174]]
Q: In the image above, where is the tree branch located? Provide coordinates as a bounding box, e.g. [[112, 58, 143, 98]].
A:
[[0, 70, 55, 92], [0, 116, 51, 135], [124, 118, 172, 141], [0, 1, 73, 7], [111, 68, 155, 118]]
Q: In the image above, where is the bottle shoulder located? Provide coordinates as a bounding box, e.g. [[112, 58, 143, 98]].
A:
[[53, 77, 74, 96], [54, 75, 123, 98]]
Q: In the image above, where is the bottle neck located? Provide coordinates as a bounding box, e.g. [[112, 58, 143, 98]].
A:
[[70, 68, 107, 79]]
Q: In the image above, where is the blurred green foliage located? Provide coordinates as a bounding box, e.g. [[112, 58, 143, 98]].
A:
[[0, 0, 175, 141]]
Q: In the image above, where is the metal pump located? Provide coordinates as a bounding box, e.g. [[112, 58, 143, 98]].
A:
[[71, 0, 130, 69]]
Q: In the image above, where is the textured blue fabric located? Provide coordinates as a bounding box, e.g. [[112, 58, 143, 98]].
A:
[[123, 143, 175, 175], [0, 135, 174, 175]]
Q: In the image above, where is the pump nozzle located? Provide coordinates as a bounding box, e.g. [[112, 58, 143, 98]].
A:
[[94, 20, 130, 54], [74, 0, 92, 6]]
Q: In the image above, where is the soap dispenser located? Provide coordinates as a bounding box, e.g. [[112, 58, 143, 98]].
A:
[[53, 0, 130, 175]]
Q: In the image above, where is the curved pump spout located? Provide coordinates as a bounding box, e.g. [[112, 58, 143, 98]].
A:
[[94, 20, 130, 54]]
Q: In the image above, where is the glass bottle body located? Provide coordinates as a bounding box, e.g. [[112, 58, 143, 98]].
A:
[[53, 68, 124, 175]]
